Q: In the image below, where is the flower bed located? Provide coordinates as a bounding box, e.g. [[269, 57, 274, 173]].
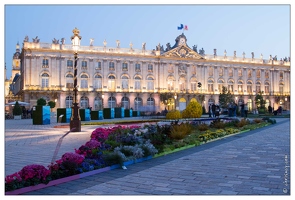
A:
[[5, 117, 271, 194]]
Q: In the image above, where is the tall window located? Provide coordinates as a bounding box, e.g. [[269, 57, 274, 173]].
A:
[[66, 74, 74, 88], [219, 68, 223, 76], [134, 97, 143, 111], [147, 76, 154, 91], [265, 70, 269, 79], [93, 74, 102, 89], [238, 69, 242, 77], [248, 69, 252, 78], [109, 61, 115, 71], [80, 74, 88, 88], [96, 61, 101, 70], [208, 79, 214, 92], [279, 82, 284, 94], [135, 63, 141, 72], [218, 79, 224, 93], [167, 77, 174, 91], [122, 62, 128, 71], [121, 97, 129, 109], [42, 59, 49, 68], [108, 97, 116, 108], [147, 97, 155, 106], [229, 68, 233, 77], [121, 75, 129, 89], [256, 81, 261, 93], [265, 82, 270, 94], [80, 96, 89, 109], [134, 76, 141, 90], [228, 80, 234, 93], [65, 96, 73, 108], [238, 80, 243, 93], [94, 96, 102, 110], [247, 81, 252, 94], [179, 76, 186, 91], [209, 66, 213, 76], [148, 64, 153, 72], [81, 61, 87, 70], [190, 77, 197, 92], [41, 73, 49, 87], [67, 60, 73, 68], [108, 75, 115, 90], [256, 69, 261, 78], [280, 71, 284, 79]]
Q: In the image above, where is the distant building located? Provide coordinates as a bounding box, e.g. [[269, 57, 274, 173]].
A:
[[5, 28, 290, 114]]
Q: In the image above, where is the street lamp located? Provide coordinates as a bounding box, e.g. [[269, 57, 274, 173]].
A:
[[70, 27, 82, 132]]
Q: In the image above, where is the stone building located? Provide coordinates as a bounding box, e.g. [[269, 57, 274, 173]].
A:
[[6, 28, 290, 114]]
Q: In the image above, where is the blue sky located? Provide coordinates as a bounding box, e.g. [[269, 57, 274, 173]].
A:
[[2, 3, 291, 80]]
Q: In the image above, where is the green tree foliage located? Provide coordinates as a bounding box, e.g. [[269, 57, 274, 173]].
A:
[[181, 101, 202, 118], [47, 101, 56, 109], [13, 101, 22, 116], [166, 110, 182, 119], [219, 86, 234, 109], [255, 92, 266, 110], [37, 98, 47, 106]]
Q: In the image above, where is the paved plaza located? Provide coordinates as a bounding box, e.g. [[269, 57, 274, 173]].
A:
[[4, 116, 291, 195]]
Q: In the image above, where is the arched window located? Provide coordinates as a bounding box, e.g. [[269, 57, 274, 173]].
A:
[[279, 82, 284, 94], [247, 80, 252, 94], [41, 73, 49, 87], [134, 76, 141, 90], [190, 77, 197, 92], [93, 74, 102, 89], [80, 96, 89, 109], [179, 76, 186, 91], [94, 96, 102, 110], [264, 82, 270, 94], [238, 80, 243, 93], [256, 81, 261, 93], [108, 96, 116, 108], [147, 97, 155, 111], [108, 75, 115, 90], [134, 97, 143, 111], [65, 96, 73, 108], [218, 79, 224, 93], [228, 79, 234, 93], [208, 79, 214, 92], [80, 74, 88, 89], [121, 75, 129, 89], [167, 76, 175, 91], [66, 74, 74, 88], [121, 97, 129, 109], [147, 76, 154, 91]]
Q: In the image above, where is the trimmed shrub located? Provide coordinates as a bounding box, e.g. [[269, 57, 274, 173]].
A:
[[181, 101, 202, 118], [166, 110, 182, 119]]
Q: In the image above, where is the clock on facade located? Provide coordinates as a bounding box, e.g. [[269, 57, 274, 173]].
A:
[[179, 38, 186, 46]]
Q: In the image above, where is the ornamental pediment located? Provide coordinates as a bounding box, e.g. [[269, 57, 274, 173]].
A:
[[162, 45, 204, 59]]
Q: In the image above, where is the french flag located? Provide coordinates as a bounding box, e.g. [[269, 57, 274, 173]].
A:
[[177, 24, 188, 30]]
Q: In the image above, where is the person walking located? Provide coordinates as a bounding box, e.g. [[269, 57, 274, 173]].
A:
[[244, 103, 248, 118], [212, 103, 216, 118], [208, 104, 212, 118]]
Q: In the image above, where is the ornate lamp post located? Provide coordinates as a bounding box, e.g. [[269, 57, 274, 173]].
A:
[[70, 28, 82, 132]]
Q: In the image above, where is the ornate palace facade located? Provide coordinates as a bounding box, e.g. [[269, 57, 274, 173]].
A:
[[6, 28, 290, 114]]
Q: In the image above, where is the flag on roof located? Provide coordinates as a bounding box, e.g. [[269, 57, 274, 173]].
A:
[[177, 24, 188, 30]]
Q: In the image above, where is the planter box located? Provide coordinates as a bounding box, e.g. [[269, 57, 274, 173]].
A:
[[56, 108, 71, 123], [115, 107, 124, 118], [32, 106, 50, 125], [91, 110, 104, 120], [124, 109, 133, 117], [80, 109, 91, 121], [103, 108, 114, 119]]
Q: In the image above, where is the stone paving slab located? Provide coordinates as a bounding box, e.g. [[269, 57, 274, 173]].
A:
[[5, 117, 291, 195]]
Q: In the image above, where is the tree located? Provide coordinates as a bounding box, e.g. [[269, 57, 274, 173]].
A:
[[255, 92, 266, 110], [13, 101, 22, 116], [37, 98, 47, 106], [47, 101, 56, 111], [181, 101, 202, 118], [218, 86, 234, 109]]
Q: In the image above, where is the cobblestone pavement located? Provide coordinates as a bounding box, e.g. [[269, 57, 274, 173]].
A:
[[5, 117, 291, 195]]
